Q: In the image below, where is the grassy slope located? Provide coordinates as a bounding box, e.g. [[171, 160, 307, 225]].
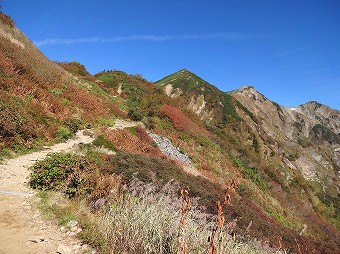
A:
[[0, 13, 123, 159]]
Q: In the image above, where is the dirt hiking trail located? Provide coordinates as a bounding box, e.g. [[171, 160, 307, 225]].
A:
[[0, 119, 200, 253], [0, 130, 95, 254]]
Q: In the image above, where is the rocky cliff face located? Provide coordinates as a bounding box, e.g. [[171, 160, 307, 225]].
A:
[[231, 86, 340, 190]]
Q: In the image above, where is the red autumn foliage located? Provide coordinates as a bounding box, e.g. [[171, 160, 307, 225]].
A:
[[135, 126, 153, 144], [103, 128, 164, 158], [160, 104, 197, 132]]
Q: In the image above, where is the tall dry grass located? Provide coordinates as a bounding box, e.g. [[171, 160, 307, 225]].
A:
[[88, 178, 280, 254]]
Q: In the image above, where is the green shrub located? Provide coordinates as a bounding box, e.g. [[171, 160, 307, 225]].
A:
[[126, 126, 137, 135], [96, 116, 115, 127], [93, 136, 118, 152], [29, 153, 87, 195], [64, 119, 82, 133], [128, 109, 145, 121], [231, 156, 247, 168], [0, 148, 13, 160], [56, 126, 72, 141], [49, 88, 63, 97], [243, 167, 268, 191], [62, 98, 70, 106], [198, 137, 216, 147]]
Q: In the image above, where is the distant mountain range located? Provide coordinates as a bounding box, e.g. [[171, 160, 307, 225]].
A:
[[157, 69, 340, 183]]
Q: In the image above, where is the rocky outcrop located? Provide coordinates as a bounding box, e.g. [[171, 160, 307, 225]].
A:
[[148, 132, 192, 165], [163, 84, 183, 98], [232, 86, 340, 188], [296, 101, 340, 135]]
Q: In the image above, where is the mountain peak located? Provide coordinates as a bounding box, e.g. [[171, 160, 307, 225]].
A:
[[230, 85, 266, 101], [156, 69, 219, 94], [298, 101, 331, 112], [178, 68, 191, 73]]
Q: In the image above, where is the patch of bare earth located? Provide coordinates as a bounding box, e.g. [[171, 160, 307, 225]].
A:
[[0, 130, 95, 254]]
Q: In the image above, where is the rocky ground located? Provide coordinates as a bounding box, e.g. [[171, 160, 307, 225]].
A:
[[148, 132, 192, 165]]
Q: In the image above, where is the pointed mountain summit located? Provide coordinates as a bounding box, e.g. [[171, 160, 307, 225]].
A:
[[296, 101, 340, 136], [156, 69, 220, 95], [156, 69, 240, 123]]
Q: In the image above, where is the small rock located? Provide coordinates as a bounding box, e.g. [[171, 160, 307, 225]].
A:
[[60, 226, 66, 232], [76, 228, 82, 233], [83, 130, 95, 137], [69, 231, 77, 237], [93, 198, 106, 209], [72, 244, 82, 251], [71, 226, 78, 232], [81, 244, 89, 250], [57, 244, 72, 254], [28, 236, 44, 243], [33, 213, 40, 219], [67, 220, 78, 228]]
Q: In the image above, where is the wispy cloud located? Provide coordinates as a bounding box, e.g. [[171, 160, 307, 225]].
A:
[[34, 33, 260, 47]]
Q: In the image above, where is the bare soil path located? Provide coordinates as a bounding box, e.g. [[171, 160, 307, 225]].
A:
[[0, 130, 95, 254], [0, 119, 203, 254]]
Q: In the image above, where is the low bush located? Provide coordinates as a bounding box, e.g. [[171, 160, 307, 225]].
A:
[[29, 152, 120, 202], [56, 126, 72, 141], [243, 167, 268, 191], [92, 136, 118, 152], [128, 108, 145, 121], [63, 118, 82, 133], [160, 104, 197, 133], [29, 153, 88, 194], [96, 116, 115, 127]]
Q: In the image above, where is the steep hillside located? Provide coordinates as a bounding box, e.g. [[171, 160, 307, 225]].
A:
[[296, 101, 340, 142], [0, 12, 123, 160], [2, 11, 340, 253]]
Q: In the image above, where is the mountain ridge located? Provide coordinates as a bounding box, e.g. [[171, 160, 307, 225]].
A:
[[157, 68, 340, 224]]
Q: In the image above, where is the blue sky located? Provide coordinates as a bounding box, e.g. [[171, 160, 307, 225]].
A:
[[3, 0, 340, 109]]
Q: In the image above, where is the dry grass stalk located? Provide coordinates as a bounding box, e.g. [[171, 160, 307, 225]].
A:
[[245, 220, 252, 232], [207, 179, 238, 254], [207, 227, 217, 254], [179, 187, 191, 254]]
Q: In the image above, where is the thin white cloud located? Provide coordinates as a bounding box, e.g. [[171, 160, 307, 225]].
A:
[[34, 33, 259, 47]]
